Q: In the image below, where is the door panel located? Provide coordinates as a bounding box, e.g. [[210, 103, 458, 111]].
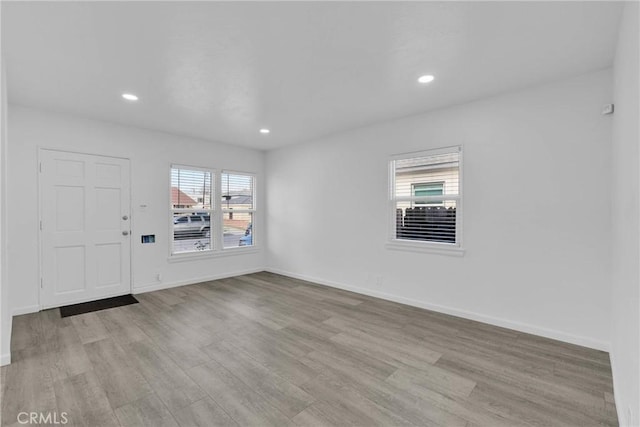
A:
[[40, 149, 131, 308], [54, 246, 85, 294], [96, 243, 121, 287], [95, 162, 121, 186], [55, 186, 84, 231], [55, 158, 84, 181], [95, 188, 120, 230]]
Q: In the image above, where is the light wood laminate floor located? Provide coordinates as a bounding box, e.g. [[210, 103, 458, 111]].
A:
[[1, 272, 617, 426]]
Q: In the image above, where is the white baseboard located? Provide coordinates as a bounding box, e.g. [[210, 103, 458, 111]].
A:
[[10, 268, 265, 313], [266, 267, 610, 352], [9, 268, 610, 352], [133, 267, 265, 295], [2, 269, 264, 367], [12, 304, 40, 316], [608, 352, 632, 427], [0, 352, 10, 366]]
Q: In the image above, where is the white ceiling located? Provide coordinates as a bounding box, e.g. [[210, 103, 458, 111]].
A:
[[2, 1, 623, 150]]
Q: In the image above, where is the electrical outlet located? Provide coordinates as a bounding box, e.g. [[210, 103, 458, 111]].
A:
[[156, 273, 162, 282]]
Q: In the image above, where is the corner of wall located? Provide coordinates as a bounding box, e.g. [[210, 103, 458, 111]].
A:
[[610, 1, 640, 425], [266, 267, 611, 352], [0, 28, 12, 366], [0, 353, 10, 366]]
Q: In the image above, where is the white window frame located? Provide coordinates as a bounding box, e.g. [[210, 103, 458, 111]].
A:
[[386, 146, 464, 256], [220, 170, 257, 252], [169, 165, 258, 261], [411, 181, 445, 207]]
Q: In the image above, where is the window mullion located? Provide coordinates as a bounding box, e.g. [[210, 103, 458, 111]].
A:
[[215, 170, 222, 251], [394, 195, 460, 202]]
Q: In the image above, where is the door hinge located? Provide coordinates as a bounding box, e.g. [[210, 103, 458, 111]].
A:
[[39, 162, 42, 173], [40, 220, 42, 230], [40, 278, 43, 288]]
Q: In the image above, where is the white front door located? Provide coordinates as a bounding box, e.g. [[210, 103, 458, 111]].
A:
[[40, 149, 131, 309]]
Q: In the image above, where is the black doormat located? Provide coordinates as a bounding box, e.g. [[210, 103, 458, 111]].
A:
[[59, 294, 139, 318]]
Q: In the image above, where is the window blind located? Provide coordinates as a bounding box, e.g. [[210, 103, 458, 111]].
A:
[[391, 148, 461, 245]]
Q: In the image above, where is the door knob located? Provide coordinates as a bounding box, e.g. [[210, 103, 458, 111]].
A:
[[122, 231, 129, 236], [122, 215, 128, 220]]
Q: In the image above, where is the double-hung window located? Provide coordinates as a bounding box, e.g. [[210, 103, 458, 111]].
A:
[[171, 167, 214, 254], [170, 166, 256, 256], [221, 172, 255, 249], [412, 182, 444, 206], [389, 146, 462, 251]]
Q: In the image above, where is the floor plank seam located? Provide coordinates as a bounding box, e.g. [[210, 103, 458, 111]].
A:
[[4, 272, 619, 427]]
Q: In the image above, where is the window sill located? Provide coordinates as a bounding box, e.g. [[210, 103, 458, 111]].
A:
[[385, 240, 465, 257], [168, 247, 261, 263]]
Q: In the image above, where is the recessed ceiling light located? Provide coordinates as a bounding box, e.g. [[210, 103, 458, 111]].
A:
[[122, 93, 139, 101], [417, 75, 435, 84], [259, 128, 270, 134]]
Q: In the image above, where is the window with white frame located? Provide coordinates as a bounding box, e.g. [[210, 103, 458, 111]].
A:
[[170, 166, 256, 256], [412, 182, 444, 206], [221, 172, 255, 248], [171, 166, 214, 254], [390, 146, 462, 247]]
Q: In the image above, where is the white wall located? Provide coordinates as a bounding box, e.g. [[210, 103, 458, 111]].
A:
[[7, 106, 266, 314], [267, 69, 613, 350], [610, 2, 640, 426], [1, 60, 11, 365]]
